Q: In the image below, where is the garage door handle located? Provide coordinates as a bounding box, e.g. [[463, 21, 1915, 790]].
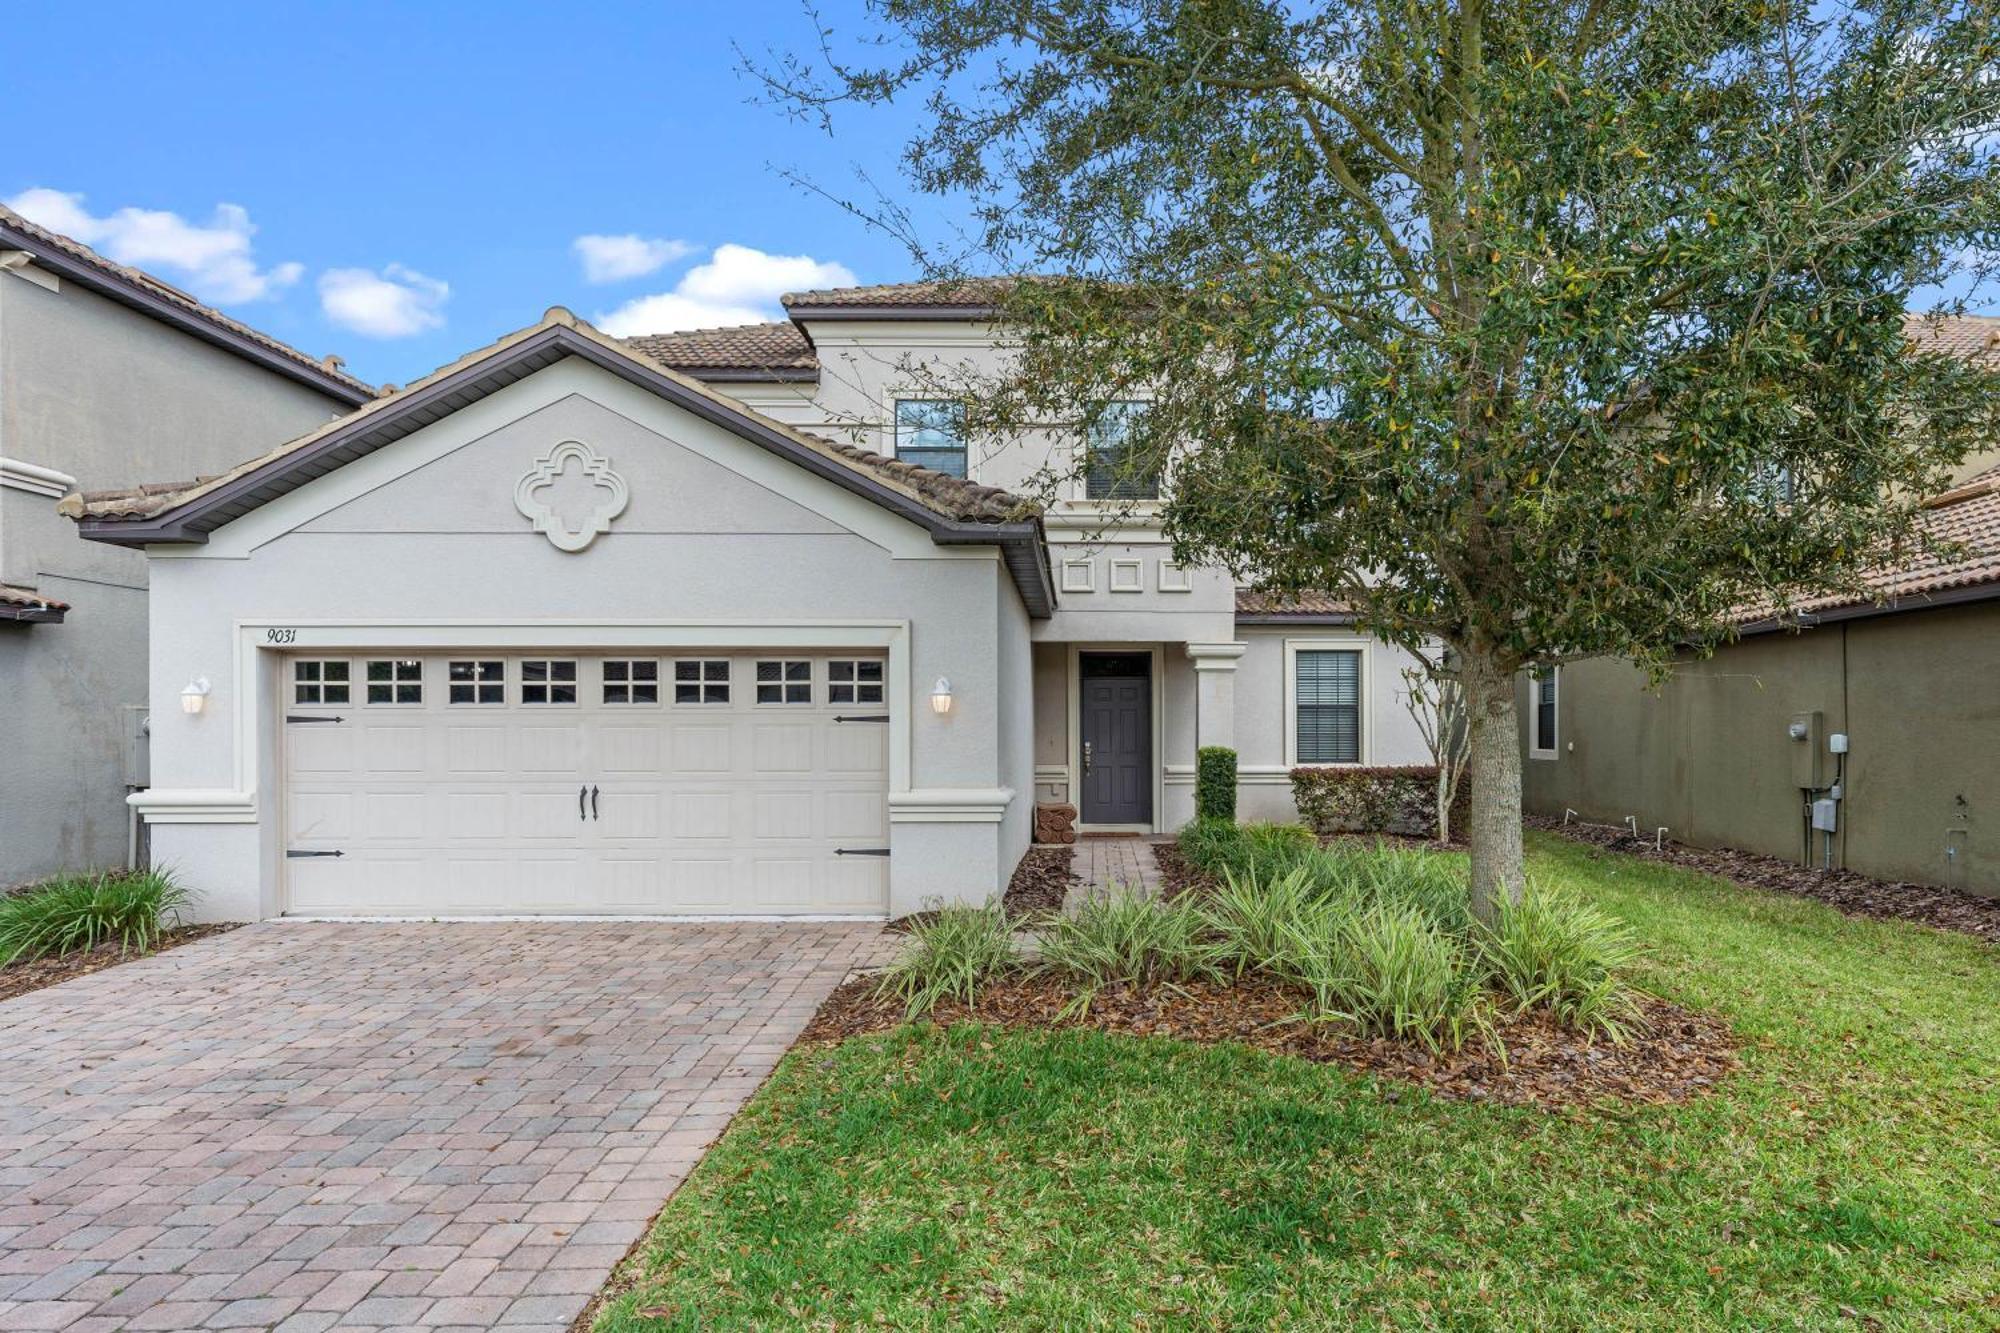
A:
[[579, 784, 587, 821], [590, 785, 600, 820]]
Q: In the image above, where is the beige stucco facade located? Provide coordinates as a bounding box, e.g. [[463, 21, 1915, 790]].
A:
[[1519, 601, 1999, 898]]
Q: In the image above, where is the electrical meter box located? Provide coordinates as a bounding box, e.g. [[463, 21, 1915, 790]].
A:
[[1788, 710, 1824, 789]]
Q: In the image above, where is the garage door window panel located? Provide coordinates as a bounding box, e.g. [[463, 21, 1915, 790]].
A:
[[294, 660, 350, 705], [448, 660, 505, 705], [673, 659, 730, 705], [521, 659, 579, 705], [366, 659, 423, 705], [757, 659, 812, 705], [827, 659, 884, 705], [603, 659, 660, 705]]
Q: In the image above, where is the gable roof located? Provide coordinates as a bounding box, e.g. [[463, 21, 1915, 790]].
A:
[[63, 308, 1054, 616], [0, 204, 375, 406]]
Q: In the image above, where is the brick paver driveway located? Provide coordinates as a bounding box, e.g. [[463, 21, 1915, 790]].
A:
[[0, 921, 894, 1331]]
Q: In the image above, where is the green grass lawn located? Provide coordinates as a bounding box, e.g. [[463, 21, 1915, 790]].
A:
[[594, 832, 1999, 1330]]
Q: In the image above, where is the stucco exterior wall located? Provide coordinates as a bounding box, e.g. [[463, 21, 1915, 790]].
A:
[[0, 265, 351, 886], [139, 359, 1031, 920], [1520, 603, 1998, 897], [1233, 629, 1435, 823]]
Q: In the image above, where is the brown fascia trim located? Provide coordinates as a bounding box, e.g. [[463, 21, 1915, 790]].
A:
[[784, 303, 1006, 323], [0, 602, 66, 624], [680, 366, 819, 383], [0, 220, 373, 408], [1735, 576, 2000, 636], [1234, 612, 1360, 627], [76, 324, 1056, 618]]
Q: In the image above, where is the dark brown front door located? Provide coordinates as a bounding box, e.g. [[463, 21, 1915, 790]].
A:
[[1079, 652, 1152, 825]]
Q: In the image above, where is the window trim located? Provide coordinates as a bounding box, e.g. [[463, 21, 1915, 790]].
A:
[[1529, 665, 1560, 760], [671, 657, 732, 706], [292, 659, 351, 706], [754, 657, 814, 706], [1083, 399, 1161, 501], [888, 394, 970, 480], [445, 658, 506, 706], [518, 657, 580, 707], [827, 658, 886, 706], [363, 658, 424, 707], [1283, 637, 1371, 768], [600, 657, 661, 706]]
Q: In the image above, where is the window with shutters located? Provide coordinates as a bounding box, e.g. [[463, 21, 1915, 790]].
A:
[[1288, 645, 1364, 765]]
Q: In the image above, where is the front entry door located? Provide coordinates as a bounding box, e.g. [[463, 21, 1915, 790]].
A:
[[1079, 652, 1152, 826]]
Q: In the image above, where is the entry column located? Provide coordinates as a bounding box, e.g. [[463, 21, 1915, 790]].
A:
[[1185, 642, 1247, 752]]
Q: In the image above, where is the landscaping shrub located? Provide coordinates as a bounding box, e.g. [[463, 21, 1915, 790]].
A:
[[1201, 864, 1328, 976], [1479, 884, 1644, 1040], [1194, 746, 1237, 822], [873, 903, 1018, 1018], [1178, 820, 1316, 883], [1036, 890, 1224, 1000], [0, 869, 191, 966], [1291, 765, 1471, 839]]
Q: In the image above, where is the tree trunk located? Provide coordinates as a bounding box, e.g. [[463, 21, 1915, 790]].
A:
[[1461, 645, 1525, 926]]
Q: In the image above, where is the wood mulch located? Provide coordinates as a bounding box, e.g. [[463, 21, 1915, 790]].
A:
[[1532, 816, 2000, 946], [889, 844, 1076, 932], [802, 971, 1736, 1110], [0, 923, 242, 1004]]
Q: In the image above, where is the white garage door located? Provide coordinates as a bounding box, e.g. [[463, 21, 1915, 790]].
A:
[[281, 651, 889, 915]]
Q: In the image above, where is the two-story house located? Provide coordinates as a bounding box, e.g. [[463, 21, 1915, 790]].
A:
[[0, 204, 372, 886], [62, 286, 1430, 921]]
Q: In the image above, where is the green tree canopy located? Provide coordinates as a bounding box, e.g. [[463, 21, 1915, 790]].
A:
[[763, 0, 2000, 915]]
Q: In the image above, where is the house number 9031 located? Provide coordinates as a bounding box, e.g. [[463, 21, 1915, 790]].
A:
[[265, 628, 298, 645]]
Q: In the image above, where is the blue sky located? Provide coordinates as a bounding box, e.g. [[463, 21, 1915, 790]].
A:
[[0, 1, 947, 385]]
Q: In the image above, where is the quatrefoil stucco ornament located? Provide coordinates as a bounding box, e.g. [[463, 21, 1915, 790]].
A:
[[513, 439, 629, 552]]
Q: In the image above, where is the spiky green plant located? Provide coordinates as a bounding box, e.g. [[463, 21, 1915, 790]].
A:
[[0, 869, 193, 965], [1034, 889, 1225, 1010], [1478, 883, 1645, 1041], [873, 903, 1019, 1018]]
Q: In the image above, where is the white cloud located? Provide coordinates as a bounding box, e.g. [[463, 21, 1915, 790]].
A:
[[572, 233, 695, 283], [317, 264, 449, 338], [5, 187, 303, 303], [596, 243, 856, 336]]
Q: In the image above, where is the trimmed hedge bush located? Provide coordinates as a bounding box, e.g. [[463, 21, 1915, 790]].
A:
[[1291, 765, 1471, 840], [1194, 746, 1238, 822]]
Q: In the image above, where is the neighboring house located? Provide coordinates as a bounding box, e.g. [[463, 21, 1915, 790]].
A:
[[0, 205, 372, 887], [63, 288, 1431, 921], [1520, 318, 2000, 898]]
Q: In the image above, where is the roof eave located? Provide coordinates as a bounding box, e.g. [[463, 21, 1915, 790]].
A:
[[0, 219, 373, 408], [1234, 612, 1359, 626], [0, 603, 66, 624], [785, 303, 1006, 323], [73, 322, 1058, 615], [1735, 577, 2000, 636]]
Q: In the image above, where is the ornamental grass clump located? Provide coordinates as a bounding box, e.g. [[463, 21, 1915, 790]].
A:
[[1035, 888, 1225, 1001], [1201, 864, 1329, 977], [0, 869, 192, 966], [1479, 883, 1646, 1041], [873, 903, 1019, 1018]]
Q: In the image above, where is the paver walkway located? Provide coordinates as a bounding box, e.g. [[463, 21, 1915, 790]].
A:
[[0, 921, 895, 1332], [1067, 835, 1166, 906]]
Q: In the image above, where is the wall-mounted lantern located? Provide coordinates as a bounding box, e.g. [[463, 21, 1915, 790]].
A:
[[181, 676, 212, 716], [929, 676, 954, 716]]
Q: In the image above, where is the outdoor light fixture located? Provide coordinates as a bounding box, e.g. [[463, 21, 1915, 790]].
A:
[[180, 676, 211, 716], [929, 676, 954, 715]]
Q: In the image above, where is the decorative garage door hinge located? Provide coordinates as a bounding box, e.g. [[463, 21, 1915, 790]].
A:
[[286, 849, 345, 859], [833, 714, 891, 724], [834, 847, 891, 857], [285, 714, 345, 724]]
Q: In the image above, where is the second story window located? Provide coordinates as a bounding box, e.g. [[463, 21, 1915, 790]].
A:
[[894, 399, 967, 478], [1086, 401, 1159, 500]]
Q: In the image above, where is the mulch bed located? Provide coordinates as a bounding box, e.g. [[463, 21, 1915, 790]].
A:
[[0, 923, 242, 1003], [802, 971, 1736, 1110], [889, 844, 1076, 932], [1532, 816, 2000, 946]]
